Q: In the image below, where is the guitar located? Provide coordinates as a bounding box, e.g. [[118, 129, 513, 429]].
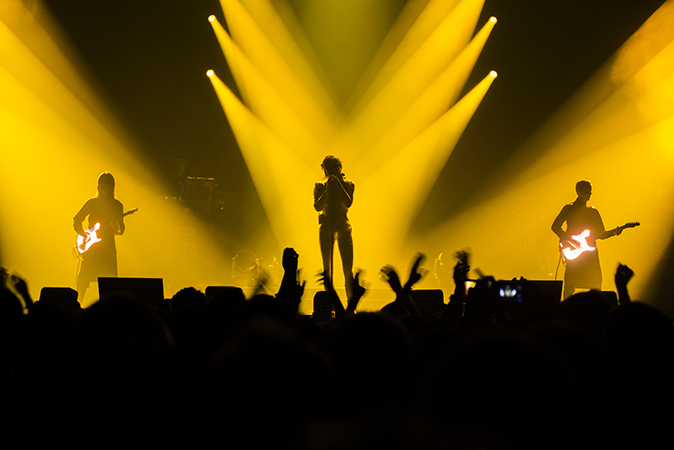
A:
[[560, 222, 640, 261], [76, 208, 138, 254]]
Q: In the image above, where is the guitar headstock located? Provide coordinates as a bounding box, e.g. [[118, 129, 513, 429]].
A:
[[621, 222, 640, 229]]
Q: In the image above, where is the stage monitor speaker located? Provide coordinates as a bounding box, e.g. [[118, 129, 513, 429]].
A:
[[409, 289, 445, 318], [98, 277, 164, 308], [205, 285, 245, 302], [598, 290, 619, 306], [39, 287, 80, 310], [524, 280, 564, 303], [313, 291, 333, 323]]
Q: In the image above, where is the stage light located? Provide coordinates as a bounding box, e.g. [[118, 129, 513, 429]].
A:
[[210, 3, 339, 151], [490, 70, 498, 78], [210, 0, 496, 296], [352, 70, 498, 268], [206, 69, 214, 77], [422, 2, 674, 306], [350, 16, 498, 164], [208, 15, 216, 22], [0, 0, 232, 303], [347, 0, 487, 122]]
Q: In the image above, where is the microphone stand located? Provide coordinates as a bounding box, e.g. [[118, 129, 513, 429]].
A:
[[328, 175, 335, 286]]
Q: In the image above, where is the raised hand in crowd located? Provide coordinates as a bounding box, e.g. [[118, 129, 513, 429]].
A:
[[452, 250, 470, 298], [381, 264, 403, 294], [615, 263, 634, 304], [1, 268, 33, 311], [317, 270, 348, 320], [441, 251, 471, 321], [380, 253, 427, 317], [404, 253, 427, 291], [11, 273, 33, 310], [345, 271, 366, 315], [252, 269, 271, 297], [276, 247, 305, 308]]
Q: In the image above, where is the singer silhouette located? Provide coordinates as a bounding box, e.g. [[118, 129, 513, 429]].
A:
[[313, 156, 355, 299]]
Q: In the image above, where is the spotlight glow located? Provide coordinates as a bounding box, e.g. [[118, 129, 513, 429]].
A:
[[210, 0, 497, 290], [0, 0, 232, 304], [422, 2, 674, 307]]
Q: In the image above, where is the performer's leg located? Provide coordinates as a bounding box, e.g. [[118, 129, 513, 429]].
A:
[[562, 274, 575, 300], [563, 258, 578, 299], [563, 254, 602, 299], [76, 271, 88, 303], [589, 257, 602, 291], [337, 228, 354, 300], [76, 283, 87, 301], [319, 229, 334, 280]]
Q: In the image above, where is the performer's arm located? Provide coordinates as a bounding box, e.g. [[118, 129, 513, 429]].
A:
[[551, 205, 572, 241], [73, 201, 90, 236], [314, 177, 354, 212], [115, 203, 125, 235], [593, 209, 612, 240], [330, 175, 353, 207], [117, 218, 125, 235], [313, 182, 327, 211]]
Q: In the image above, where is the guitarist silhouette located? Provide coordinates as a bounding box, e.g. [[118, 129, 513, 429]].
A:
[[73, 172, 126, 301], [552, 180, 619, 299]]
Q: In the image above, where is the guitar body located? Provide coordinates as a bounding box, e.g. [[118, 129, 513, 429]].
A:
[[75, 208, 138, 255], [560, 230, 595, 261], [76, 223, 102, 254], [559, 221, 639, 262]]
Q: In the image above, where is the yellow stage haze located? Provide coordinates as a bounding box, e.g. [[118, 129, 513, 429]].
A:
[[421, 2, 674, 306], [209, 0, 496, 296], [1, 1, 231, 305]]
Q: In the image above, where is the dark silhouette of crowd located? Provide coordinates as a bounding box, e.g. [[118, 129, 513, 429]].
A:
[[1, 250, 672, 449]]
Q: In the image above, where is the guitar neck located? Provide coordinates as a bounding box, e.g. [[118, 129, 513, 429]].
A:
[[118, 208, 138, 222], [596, 227, 621, 240], [596, 222, 639, 240]]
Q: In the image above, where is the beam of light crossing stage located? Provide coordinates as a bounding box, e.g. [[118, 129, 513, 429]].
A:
[[216, 0, 341, 135], [209, 0, 497, 290], [347, 0, 486, 121], [347, 0, 465, 110], [1, 0, 230, 304], [225, 0, 334, 101], [352, 16, 497, 163], [422, 1, 674, 304], [352, 71, 498, 269], [499, 47, 674, 188], [209, 17, 329, 161], [207, 70, 317, 256]]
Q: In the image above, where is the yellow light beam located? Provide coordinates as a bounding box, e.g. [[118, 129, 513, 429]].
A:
[[209, 0, 498, 285], [478, 1, 674, 198], [422, 113, 674, 298], [352, 71, 497, 269], [347, 0, 464, 110], [424, 2, 674, 303], [347, 0, 485, 121], [0, 20, 137, 170], [218, 0, 341, 131], [207, 71, 318, 261], [357, 17, 497, 164], [1, 1, 231, 303], [239, 0, 338, 103], [209, 18, 328, 160]]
